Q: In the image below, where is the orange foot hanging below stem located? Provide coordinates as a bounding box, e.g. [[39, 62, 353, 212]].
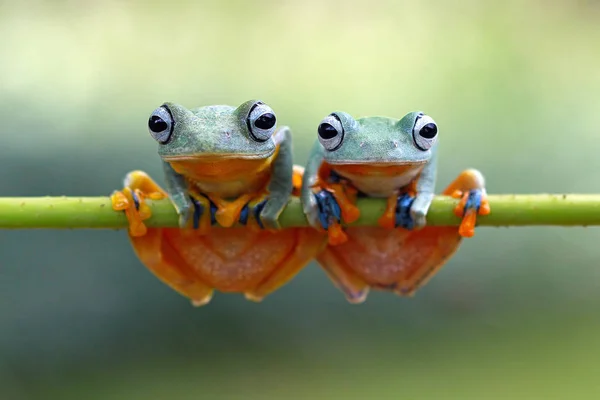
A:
[[445, 169, 490, 237], [111, 170, 167, 237]]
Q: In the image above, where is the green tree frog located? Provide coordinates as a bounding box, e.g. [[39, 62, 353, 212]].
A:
[[111, 100, 325, 306], [301, 110, 490, 303]]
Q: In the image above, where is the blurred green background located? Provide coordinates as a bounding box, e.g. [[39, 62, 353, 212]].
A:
[[2, 0, 600, 398]]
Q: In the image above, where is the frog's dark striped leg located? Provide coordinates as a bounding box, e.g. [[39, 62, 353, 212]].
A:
[[395, 192, 418, 230], [188, 195, 219, 234]]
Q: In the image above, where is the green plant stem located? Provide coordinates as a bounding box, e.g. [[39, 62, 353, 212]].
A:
[[0, 195, 599, 229]]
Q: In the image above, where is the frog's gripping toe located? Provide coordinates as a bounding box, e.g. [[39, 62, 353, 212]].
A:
[[250, 199, 268, 229], [241, 198, 280, 231], [453, 189, 490, 237], [315, 191, 341, 229], [111, 188, 151, 237], [111, 171, 168, 237], [314, 190, 347, 245], [395, 193, 417, 230]]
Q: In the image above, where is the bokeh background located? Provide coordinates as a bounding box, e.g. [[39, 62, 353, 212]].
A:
[[2, 0, 600, 398]]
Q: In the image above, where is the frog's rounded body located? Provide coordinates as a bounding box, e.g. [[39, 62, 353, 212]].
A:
[[113, 100, 326, 305], [301, 110, 489, 303]]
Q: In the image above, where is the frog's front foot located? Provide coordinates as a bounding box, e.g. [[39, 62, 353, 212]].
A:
[[246, 196, 287, 231], [395, 192, 418, 230], [313, 190, 347, 245], [111, 171, 167, 237], [248, 199, 268, 229], [250, 199, 280, 230], [377, 191, 427, 231]]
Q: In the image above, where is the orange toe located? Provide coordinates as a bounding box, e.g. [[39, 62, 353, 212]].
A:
[[378, 194, 398, 229], [377, 213, 396, 230], [342, 204, 361, 224], [450, 189, 464, 199], [328, 222, 348, 245], [458, 209, 477, 238], [215, 210, 238, 228], [111, 191, 130, 211], [453, 192, 469, 217], [124, 207, 148, 237], [148, 192, 166, 200], [479, 198, 491, 216]]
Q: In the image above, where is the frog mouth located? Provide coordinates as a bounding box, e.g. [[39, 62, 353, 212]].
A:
[[326, 160, 428, 166], [162, 150, 275, 161]]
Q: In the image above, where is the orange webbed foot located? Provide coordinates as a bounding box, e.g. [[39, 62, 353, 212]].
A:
[[327, 221, 348, 245], [328, 183, 360, 224], [310, 176, 360, 245], [445, 169, 489, 238], [452, 190, 490, 237], [313, 189, 350, 245], [111, 171, 167, 237], [209, 194, 253, 228]]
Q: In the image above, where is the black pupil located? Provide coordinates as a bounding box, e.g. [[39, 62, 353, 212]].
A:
[[318, 123, 338, 139], [420, 123, 437, 139], [255, 113, 276, 130], [149, 115, 168, 133]]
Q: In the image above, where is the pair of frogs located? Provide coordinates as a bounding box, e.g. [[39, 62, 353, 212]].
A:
[[112, 99, 490, 306]]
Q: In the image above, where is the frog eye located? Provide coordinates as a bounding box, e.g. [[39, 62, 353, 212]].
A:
[[412, 114, 438, 151], [247, 102, 277, 142], [318, 113, 344, 151], [148, 106, 174, 144]]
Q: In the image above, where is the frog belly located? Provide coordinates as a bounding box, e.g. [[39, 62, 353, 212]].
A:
[[316, 226, 462, 295], [133, 227, 323, 294]]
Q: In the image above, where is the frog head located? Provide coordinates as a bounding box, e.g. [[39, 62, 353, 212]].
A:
[[147, 99, 279, 162], [316, 111, 438, 167], [314, 110, 438, 181]]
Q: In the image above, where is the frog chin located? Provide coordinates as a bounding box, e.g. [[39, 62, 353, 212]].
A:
[[328, 160, 427, 181], [330, 162, 427, 197]]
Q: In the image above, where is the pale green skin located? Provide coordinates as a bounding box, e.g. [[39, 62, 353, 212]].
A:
[[301, 111, 438, 229], [156, 100, 294, 229]]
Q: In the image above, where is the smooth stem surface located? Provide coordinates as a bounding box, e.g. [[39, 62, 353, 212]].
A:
[[0, 195, 600, 229]]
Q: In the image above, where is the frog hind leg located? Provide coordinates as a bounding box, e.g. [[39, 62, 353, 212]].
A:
[[244, 228, 327, 302], [395, 168, 489, 295], [130, 228, 214, 306], [111, 170, 168, 237]]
